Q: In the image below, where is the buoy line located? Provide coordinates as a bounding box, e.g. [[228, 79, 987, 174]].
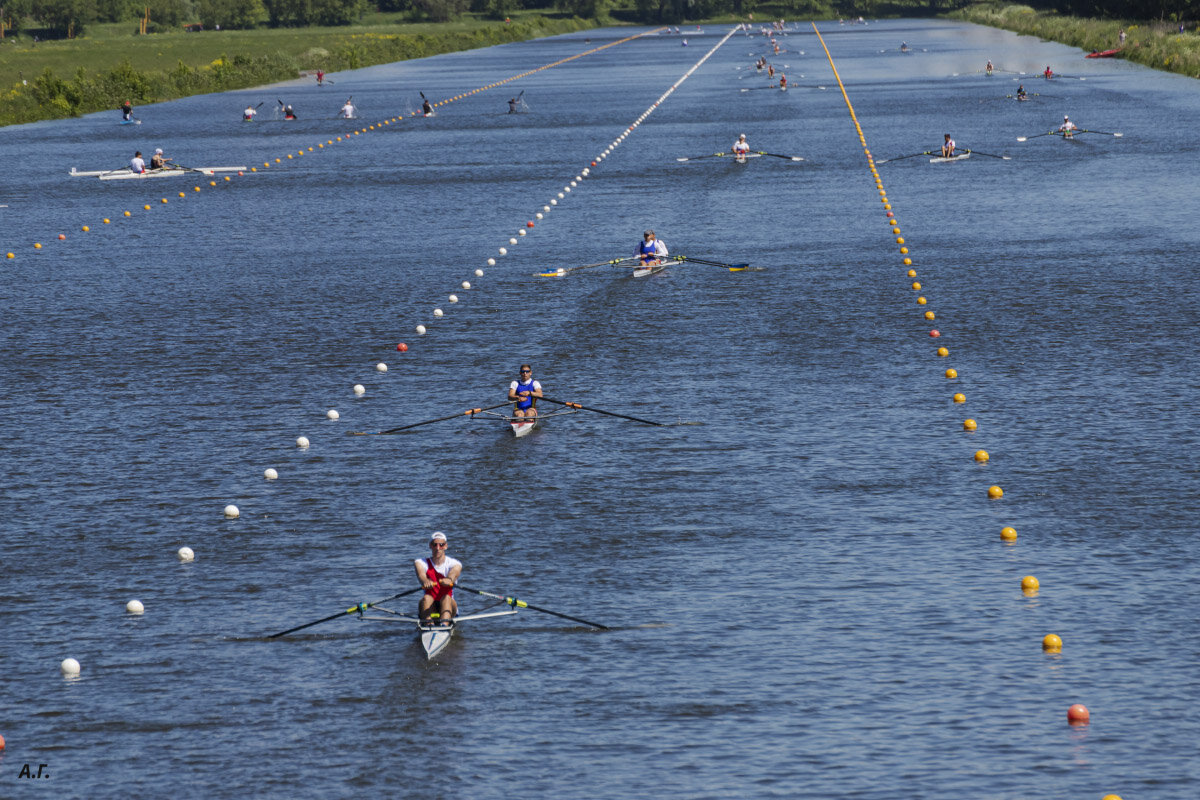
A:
[[3, 29, 664, 262], [811, 22, 1099, 749]]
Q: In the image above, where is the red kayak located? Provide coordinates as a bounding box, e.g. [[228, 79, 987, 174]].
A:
[[1085, 49, 1121, 58]]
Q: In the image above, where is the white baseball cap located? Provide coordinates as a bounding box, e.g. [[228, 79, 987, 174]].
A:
[[430, 531, 447, 543], [155, 148, 163, 154]]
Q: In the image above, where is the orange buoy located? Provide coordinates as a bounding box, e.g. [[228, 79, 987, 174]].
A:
[[57, 234, 66, 240], [930, 329, 940, 337], [397, 343, 408, 352], [1067, 704, 1089, 725]]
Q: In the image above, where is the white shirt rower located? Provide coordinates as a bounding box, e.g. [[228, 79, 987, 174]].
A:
[[243, 105, 257, 121], [339, 102, 355, 119], [732, 134, 750, 154], [1059, 115, 1077, 134], [130, 152, 145, 173]]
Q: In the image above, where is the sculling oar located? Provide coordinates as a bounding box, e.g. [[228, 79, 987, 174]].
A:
[[349, 402, 512, 435], [541, 397, 666, 427], [1016, 131, 1057, 142], [874, 151, 933, 164], [1077, 129, 1123, 137], [678, 255, 751, 271], [268, 588, 423, 638], [535, 256, 637, 277], [676, 152, 731, 161], [752, 150, 804, 161], [962, 149, 1012, 160], [457, 587, 609, 630]]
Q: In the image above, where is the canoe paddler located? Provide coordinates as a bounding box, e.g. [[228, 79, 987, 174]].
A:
[[508, 97, 519, 114], [422, 97, 433, 116], [779, 73, 787, 89], [283, 104, 297, 120], [130, 151, 146, 174], [243, 104, 257, 121], [338, 99, 355, 118], [1059, 115, 1077, 137], [940, 133, 956, 158], [509, 364, 542, 420], [732, 133, 750, 155], [316, 70, 324, 86], [637, 229, 668, 265], [121, 100, 133, 121], [416, 532, 461, 626], [149, 148, 171, 170]]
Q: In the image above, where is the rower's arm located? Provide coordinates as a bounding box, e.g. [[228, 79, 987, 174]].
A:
[[415, 560, 434, 589], [508, 383, 520, 401], [443, 564, 461, 586]]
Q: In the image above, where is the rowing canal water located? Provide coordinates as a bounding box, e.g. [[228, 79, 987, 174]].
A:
[[2, 18, 1198, 798]]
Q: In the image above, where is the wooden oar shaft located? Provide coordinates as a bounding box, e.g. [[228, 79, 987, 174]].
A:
[[458, 587, 609, 630], [541, 397, 665, 427], [269, 588, 422, 638], [363, 402, 511, 435]]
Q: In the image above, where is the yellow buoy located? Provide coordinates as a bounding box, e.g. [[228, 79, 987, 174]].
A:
[[896, 236, 905, 244], [953, 393, 966, 403], [82, 226, 90, 232], [973, 449, 988, 461], [123, 211, 131, 217], [904, 258, 913, 266], [907, 269, 916, 277], [988, 485, 1004, 499], [1042, 633, 1062, 651], [5, 252, 13, 259], [1000, 526, 1017, 541], [103, 218, 111, 223], [917, 296, 927, 305], [34, 243, 41, 249], [143, 204, 151, 210], [161, 198, 168, 204], [899, 246, 907, 254], [1021, 575, 1039, 590], [925, 311, 936, 320], [937, 347, 949, 357], [911, 282, 921, 291], [945, 368, 958, 379]]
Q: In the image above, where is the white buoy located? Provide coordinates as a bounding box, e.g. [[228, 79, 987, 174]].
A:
[[498, 247, 507, 255], [557, 192, 565, 198], [326, 409, 339, 421], [518, 230, 526, 237], [177, 546, 194, 562], [462, 281, 471, 289], [416, 324, 427, 335], [433, 308, 443, 318], [543, 205, 551, 212], [582, 169, 589, 176], [353, 384, 365, 395], [474, 269, 483, 277], [550, 199, 557, 206], [223, 504, 240, 519], [487, 257, 496, 266], [296, 435, 310, 448], [375, 362, 387, 373], [126, 599, 144, 615], [535, 213, 543, 220], [571, 181, 578, 187], [60, 658, 81, 676], [448, 294, 458, 303], [509, 237, 518, 245], [264, 468, 278, 480]]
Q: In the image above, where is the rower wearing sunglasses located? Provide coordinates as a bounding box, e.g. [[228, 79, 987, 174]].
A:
[[508, 364, 542, 421], [636, 229, 669, 266], [415, 532, 461, 626]]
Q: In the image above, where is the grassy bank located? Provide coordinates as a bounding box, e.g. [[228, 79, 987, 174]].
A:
[[0, 12, 599, 127], [952, 4, 1200, 79]]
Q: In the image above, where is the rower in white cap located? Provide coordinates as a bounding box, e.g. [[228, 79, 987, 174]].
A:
[[149, 147, 172, 170], [731, 133, 750, 155], [1058, 114, 1077, 138], [415, 532, 461, 626]]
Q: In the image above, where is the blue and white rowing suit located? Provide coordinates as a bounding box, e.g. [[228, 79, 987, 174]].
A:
[[510, 378, 541, 411], [637, 239, 668, 263]]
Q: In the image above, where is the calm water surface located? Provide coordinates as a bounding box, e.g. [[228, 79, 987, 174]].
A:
[[1, 19, 1198, 799]]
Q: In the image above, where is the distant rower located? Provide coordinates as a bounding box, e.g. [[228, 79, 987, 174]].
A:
[[1016, 84, 1027, 100], [940, 134, 956, 158], [1059, 115, 1077, 137], [637, 229, 668, 265], [130, 151, 145, 174], [732, 133, 750, 155], [149, 148, 171, 170], [1044, 65, 1054, 79], [985, 60, 994, 74]]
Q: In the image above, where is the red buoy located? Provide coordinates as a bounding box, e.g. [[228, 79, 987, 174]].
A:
[[396, 343, 408, 352], [930, 330, 940, 337], [1067, 704, 1090, 725], [526, 221, 534, 228]]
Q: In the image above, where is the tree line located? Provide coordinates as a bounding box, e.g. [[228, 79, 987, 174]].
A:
[[3, 0, 1195, 41]]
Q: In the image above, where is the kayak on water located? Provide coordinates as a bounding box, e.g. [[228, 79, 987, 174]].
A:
[[1085, 49, 1121, 58]]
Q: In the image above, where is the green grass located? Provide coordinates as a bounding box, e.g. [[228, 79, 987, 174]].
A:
[[952, 3, 1200, 79], [0, 11, 600, 126]]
